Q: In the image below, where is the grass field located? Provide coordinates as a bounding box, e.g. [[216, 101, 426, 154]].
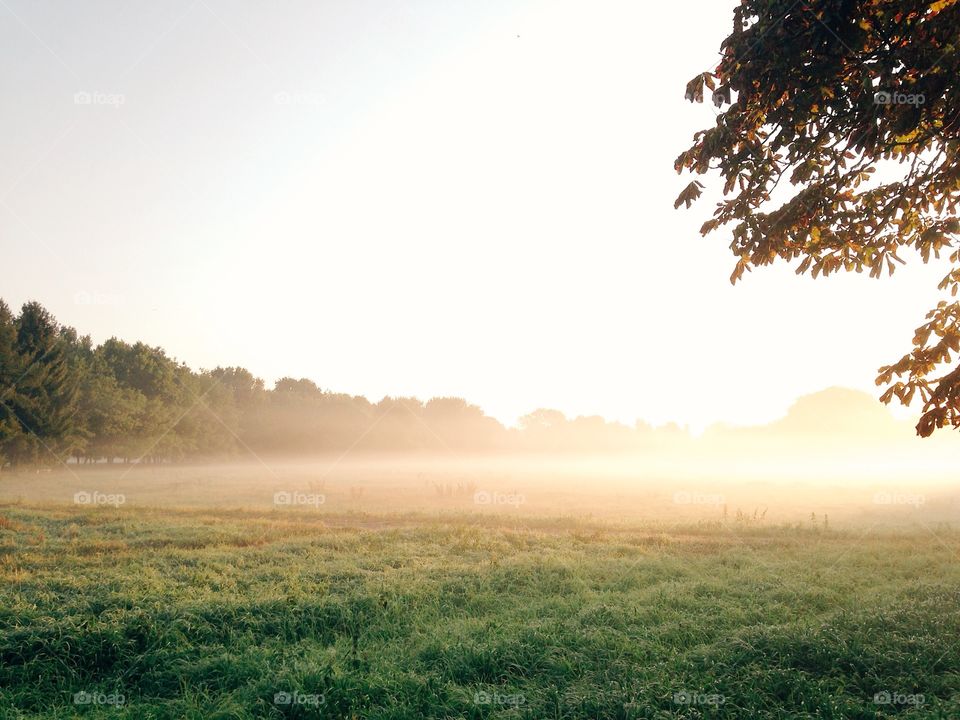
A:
[[2, 472, 959, 719]]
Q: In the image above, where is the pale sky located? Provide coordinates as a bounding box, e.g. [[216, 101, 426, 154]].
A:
[[1, 0, 947, 429]]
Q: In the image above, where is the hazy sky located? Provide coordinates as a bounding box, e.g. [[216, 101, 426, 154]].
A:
[[1, 0, 948, 429]]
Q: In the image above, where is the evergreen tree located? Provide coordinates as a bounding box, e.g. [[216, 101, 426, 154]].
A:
[[8, 302, 81, 465], [0, 300, 23, 466]]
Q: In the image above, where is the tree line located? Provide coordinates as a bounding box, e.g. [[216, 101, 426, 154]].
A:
[[0, 300, 687, 468]]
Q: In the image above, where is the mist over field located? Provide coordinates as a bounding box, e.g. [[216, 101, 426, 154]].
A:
[[3, 300, 960, 718]]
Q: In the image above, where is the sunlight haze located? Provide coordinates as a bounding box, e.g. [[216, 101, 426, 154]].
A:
[[6, 3, 960, 717], [1, 0, 947, 429]]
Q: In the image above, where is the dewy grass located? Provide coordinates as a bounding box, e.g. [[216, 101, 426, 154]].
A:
[[1, 504, 958, 719]]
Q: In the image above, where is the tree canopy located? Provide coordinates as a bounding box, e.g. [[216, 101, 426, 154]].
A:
[[675, 0, 960, 436]]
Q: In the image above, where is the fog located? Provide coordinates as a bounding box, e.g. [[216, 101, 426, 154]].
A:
[[4, 453, 955, 530], [2, 378, 956, 528]]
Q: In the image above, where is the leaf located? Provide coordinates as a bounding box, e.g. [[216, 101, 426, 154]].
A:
[[929, 0, 958, 14], [684, 74, 706, 103], [674, 181, 704, 209]]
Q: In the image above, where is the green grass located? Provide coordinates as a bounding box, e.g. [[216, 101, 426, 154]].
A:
[[1, 504, 959, 718]]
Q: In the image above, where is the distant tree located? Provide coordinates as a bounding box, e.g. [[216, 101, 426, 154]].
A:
[[175, 369, 240, 457], [7, 302, 80, 465], [517, 409, 568, 451], [0, 301, 23, 466], [568, 415, 634, 451], [95, 339, 225, 462], [274, 377, 322, 397], [209, 367, 265, 408], [675, 0, 960, 436], [99, 339, 179, 401], [76, 360, 145, 462], [518, 409, 566, 432], [368, 396, 428, 450], [423, 397, 503, 449], [201, 367, 265, 452], [58, 327, 95, 460]]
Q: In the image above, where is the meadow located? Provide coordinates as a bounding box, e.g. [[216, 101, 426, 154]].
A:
[[1, 462, 958, 719]]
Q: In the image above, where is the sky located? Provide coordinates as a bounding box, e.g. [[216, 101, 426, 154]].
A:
[[0, 0, 949, 430]]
